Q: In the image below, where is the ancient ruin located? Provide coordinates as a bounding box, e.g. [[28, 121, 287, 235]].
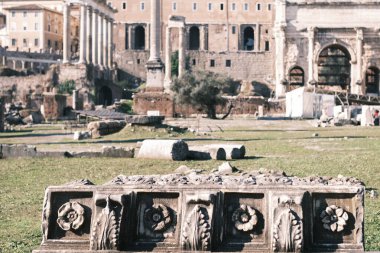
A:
[[33, 171, 364, 252]]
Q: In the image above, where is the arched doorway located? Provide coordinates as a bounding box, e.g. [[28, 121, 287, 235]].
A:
[[98, 86, 113, 106], [365, 67, 379, 94], [317, 45, 351, 90], [243, 27, 254, 51], [289, 66, 304, 91], [189, 26, 200, 50], [134, 26, 145, 50]]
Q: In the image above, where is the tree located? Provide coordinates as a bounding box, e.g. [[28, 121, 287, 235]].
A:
[[171, 71, 234, 119]]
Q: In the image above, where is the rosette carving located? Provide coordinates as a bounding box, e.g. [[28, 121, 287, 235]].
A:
[[56, 201, 85, 231], [90, 197, 119, 250], [144, 204, 172, 232], [182, 205, 211, 251], [320, 205, 349, 233], [231, 204, 258, 232], [273, 209, 302, 252]]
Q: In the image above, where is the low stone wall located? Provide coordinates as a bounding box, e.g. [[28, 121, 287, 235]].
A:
[[87, 120, 127, 138], [33, 172, 364, 252]]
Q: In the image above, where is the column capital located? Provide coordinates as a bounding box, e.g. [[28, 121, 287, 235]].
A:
[[93, 8, 99, 14], [355, 27, 364, 41], [307, 26, 316, 39], [86, 5, 93, 11]]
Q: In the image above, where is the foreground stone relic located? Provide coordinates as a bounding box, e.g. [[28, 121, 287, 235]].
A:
[[33, 171, 364, 252]]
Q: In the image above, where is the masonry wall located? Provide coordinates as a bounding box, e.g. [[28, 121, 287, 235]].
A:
[[0, 97, 4, 132]]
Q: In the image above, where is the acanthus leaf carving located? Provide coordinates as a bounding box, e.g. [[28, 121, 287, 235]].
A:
[[273, 208, 302, 252], [90, 196, 119, 250], [182, 205, 211, 251]]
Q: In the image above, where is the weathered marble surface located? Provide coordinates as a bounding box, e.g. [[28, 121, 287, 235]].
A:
[[33, 170, 365, 252]]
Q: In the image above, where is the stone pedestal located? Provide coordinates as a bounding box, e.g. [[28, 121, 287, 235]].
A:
[[33, 172, 364, 252], [133, 92, 174, 116], [146, 61, 165, 92]]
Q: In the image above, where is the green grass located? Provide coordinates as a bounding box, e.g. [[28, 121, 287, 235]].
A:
[[0, 122, 379, 252]]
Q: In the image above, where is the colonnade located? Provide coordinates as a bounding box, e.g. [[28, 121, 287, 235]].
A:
[[62, 2, 114, 68]]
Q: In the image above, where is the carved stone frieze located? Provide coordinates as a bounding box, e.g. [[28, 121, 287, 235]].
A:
[[182, 204, 211, 251], [90, 196, 119, 250], [273, 208, 303, 252], [56, 201, 85, 231], [320, 205, 349, 233]]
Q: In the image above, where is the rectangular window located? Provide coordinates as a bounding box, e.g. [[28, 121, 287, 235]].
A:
[[54, 41, 58, 49], [23, 25, 27, 31], [265, 41, 270, 51], [35, 23, 38, 30], [23, 11, 27, 17], [122, 2, 126, 9], [232, 26, 236, 34], [47, 39, 51, 47], [48, 24, 51, 32], [192, 2, 197, 11], [23, 38, 27, 47], [137, 59, 141, 64], [192, 59, 196, 65], [226, 60, 231, 67], [172, 2, 177, 11], [140, 2, 145, 11], [11, 38, 16, 46], [34, 38, 39, 47], [244, 3, 249, 11], [210, 59, 215, 67], [257, 3, 261, 10], [208, 3, 212, 11], [12, 11, 15, 17], [220, 3, 224, 10], [268, 4, 272, 10], [231, 3, 236, 11]]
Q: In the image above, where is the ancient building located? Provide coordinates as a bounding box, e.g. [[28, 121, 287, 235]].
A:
[[0, 97, 4, 132], [274, 0, 380, 98], [111, 0, 275, 94]]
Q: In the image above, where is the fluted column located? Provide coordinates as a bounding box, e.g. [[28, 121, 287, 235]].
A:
[[107, 18, 113, 68], [92, 9, 98, 65], [164, 26, 172, 90], [103, 16, 108, 67], [178, 27, 185, 78], [148, 0, 160, 62], [63, 3, 71, 63], [86, 6, 92, 63], [274, 25, 286, 98], [98, 13, 104, 66], [307, 26, 316, 86], [356, 28, 363, 95], [79, 4, 87, 63]]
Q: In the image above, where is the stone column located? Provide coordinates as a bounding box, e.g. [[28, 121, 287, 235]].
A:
[[178, 27, 185, 78], [164, 26, 172, 90], [307, 26, 316, 86], [92, 9, 98, 65], [13, 60, 16, 69], [86, 6, 92, 63], [107, 18, 113, 68], [356, 28, 363, 95], [31, 62, 34, 70], [200, 26, 205, 51], [148, 0, 160, 62], [98, 13, 104, 66], [79, 4, 87, 63], [128, 25, 132, 49], [21, 61, 25, 70], [103, 16, 108, 67], [255, 23, 260, 51], [63, 3, 71, 64], [274, 25, 286, 98]]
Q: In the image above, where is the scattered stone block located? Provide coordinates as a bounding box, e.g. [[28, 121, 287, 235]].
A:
[[188, 146, 226, 160], [207, 144, 246, 159], [0, 144, 37, 158], [175, 165, 192, 174], [217, 162, 238, 174], [125, 115, 165, 125], [73, 131, 91, 140], [137, 139, 188, 161], [87, 120, 126, 138]]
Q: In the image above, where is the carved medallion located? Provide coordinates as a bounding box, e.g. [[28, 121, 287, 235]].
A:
[[144, 204, 172, 233], [56, 201, 85, 231], [231, 204, 258, 232], [90, 197, 119, 250], [273, 209, 302, 252], [320, 205, 349, 233], [182, 205, 211, 251]]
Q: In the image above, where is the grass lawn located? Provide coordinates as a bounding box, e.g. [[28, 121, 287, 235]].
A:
[[0, 119, 379, 252]]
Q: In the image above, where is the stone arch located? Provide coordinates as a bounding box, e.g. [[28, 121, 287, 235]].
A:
[[189, 26, 200, 50], [315, 42, 356, 64], [243, 27, 254, 51], [317, 44, 351, 90], [134, 25, 145, 50], [365, 66, 379, 94], [98, 86, 113, 106], [288, 66, 305, 91]]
